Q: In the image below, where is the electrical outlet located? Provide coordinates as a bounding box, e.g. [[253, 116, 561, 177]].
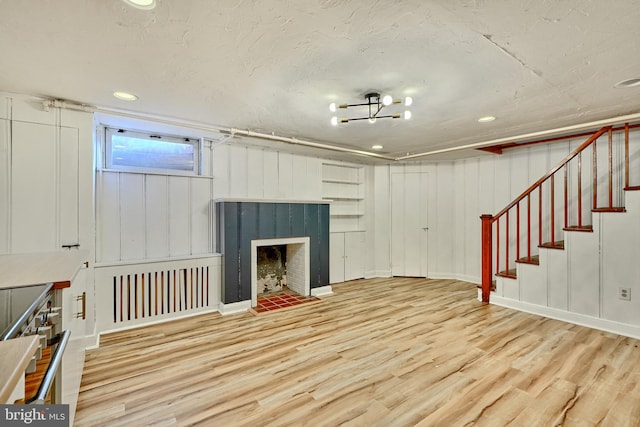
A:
[[619, 287, 631, 301]]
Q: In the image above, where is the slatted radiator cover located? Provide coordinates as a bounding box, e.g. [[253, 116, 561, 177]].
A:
[[95, 256, 221, 334]]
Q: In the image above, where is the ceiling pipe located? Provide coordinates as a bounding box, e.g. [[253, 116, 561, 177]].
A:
[[42, 99, 397, 161], [396, 112, 640, 160], [43, 99, 640, 162]]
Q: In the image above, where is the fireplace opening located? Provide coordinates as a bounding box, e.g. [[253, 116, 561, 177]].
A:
[[251, 237, 310, 307], [257, 245, 287, 295]]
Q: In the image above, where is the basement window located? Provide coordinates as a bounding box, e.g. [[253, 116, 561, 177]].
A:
[[104, 128, 200, 175]]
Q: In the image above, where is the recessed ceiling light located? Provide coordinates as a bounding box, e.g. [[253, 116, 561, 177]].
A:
[[122, 0, 156, 10], [615, 78, 640, 88], [478, 116, 496, 123], [371, 145, 383, 150], [113, 91, 138, 101]]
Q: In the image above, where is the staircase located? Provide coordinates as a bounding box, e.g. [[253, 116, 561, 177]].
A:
[[480, 124, 640, 329]]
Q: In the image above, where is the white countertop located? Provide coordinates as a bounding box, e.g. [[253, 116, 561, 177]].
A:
[[0, 335, 39, 403], [0, 250, 88, 290]]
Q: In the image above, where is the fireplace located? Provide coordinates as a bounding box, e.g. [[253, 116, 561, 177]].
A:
[[215, 199, 331, 312], [251, 237, 310, 307]]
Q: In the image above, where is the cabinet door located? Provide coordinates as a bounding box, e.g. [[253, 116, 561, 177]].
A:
[[391, 172, 429, 277], [11, 122, 57, 252], [344, 231, 365, 281], [59, 127, 80, 247], [329, 232, 345, 284], [9, 122, 81, 253]]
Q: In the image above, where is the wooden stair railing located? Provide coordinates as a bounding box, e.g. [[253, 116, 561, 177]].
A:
[[481, 123, 638, 303]]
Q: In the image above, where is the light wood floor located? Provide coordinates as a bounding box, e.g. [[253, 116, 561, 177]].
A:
[[75, 278, 640, 426]]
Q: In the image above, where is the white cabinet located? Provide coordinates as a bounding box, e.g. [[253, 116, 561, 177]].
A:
[[322, 163, 364, 232], [330, 231, 365, 283], [59, 263, 87, 425], [8, 121, 81, 253]]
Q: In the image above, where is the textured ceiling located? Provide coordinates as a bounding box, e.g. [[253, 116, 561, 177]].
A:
[[0, 0, 639, 160]]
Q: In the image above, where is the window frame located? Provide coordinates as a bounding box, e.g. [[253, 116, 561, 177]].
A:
[[104, 127, 201, 176]]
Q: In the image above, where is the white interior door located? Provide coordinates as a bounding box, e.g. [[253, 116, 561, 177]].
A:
[[391, 172, 429, 277]]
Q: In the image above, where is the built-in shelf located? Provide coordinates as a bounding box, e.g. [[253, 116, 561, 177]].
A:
[[321, 162, 365, 233], [330, 228, 365, 233], [321, 179, 361, 185], [322, 197, 364, 201]]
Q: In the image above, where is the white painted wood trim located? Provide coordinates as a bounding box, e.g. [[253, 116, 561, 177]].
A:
[[364, 270, 392, 279], [489, 294, 640, 340], [214, 198, 329, 204], [311, 285, 333, 297], [97, 308, 222, 336], [94, 253, 222, 268], [218, 300, 251, 316]]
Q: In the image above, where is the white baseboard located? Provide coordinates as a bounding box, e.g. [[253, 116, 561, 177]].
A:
[[427, 272, 480, 285], [490, 294, 640, 340], [311, 285, 333, 297], [83, 334, 100, 351], [365, 270, 392, 279], [218, 300, 251, 315], [98, 307, 221, 336]]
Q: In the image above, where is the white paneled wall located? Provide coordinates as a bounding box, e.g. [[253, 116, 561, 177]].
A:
[[96, 172, 214, 262], [95, 141, 327, 263], [373, 136, 592, 283], [0, 119, 8, 254]]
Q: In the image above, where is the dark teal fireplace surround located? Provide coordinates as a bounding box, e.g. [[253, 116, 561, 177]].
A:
[[215, 200, 330, 304]]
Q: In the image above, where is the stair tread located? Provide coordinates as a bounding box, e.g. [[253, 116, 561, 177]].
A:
[[516, 255, 540, 265], [540, 240, 565, 249], [563, 225, 593, 232], [592, 207, 625, 213], [496, 268, 517, 279]]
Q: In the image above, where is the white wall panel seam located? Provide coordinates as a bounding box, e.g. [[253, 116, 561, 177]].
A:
[[117, 172, 123, 261], [188, 178, 193, 255], [165, 175, 171, 258], [598, 215, 603, 318], [143, 174, 148, 259], [5, 105, 12, 250], [55, 109, 61, 249]]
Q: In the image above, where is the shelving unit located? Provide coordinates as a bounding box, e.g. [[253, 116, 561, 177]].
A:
[[321, 163, 364, 232]]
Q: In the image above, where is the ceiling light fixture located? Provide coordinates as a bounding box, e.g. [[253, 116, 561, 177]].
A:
[[478, 116, 496, 123], [330, 92, 412, 125], [122, 0, 156, 10], [371, 145, 384, 150], [113, 91, 138, 101]]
